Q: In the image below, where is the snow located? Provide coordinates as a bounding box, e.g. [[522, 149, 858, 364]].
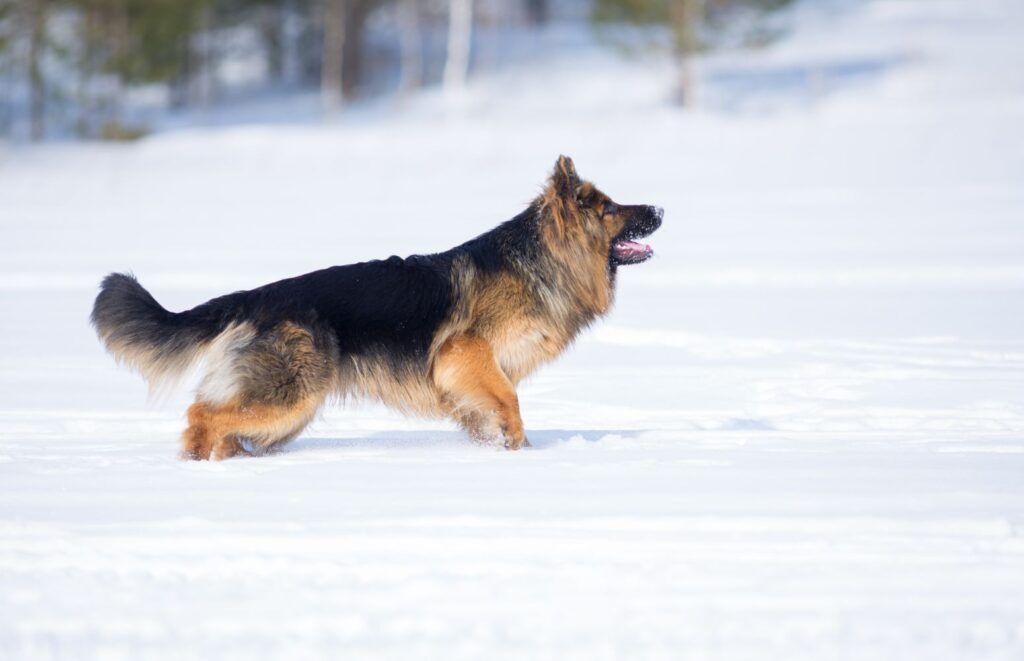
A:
[[2, 0, 1024, 658]]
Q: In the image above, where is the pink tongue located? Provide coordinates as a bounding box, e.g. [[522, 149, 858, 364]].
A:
[[613, 239, 652, 259]]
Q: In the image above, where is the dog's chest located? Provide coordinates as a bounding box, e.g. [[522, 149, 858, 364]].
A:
[[493, 324, 564, 383]]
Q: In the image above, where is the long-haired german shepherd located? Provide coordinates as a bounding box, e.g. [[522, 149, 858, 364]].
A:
[[91, 156, 662, 459]]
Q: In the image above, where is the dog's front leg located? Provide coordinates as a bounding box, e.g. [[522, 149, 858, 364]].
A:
[[433, 335, 528, 450]]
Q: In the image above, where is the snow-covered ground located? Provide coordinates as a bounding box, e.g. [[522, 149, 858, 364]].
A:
[[3, 1, 1024, 658]]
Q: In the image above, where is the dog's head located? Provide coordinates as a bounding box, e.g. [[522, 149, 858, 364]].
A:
[[541, 155, 663, 267]]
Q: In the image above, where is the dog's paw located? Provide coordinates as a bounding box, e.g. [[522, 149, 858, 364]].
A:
[[503, 433, 530, 451]]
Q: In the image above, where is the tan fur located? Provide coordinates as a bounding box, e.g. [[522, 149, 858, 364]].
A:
[[182, 395, 325, 460], [433, 335, 526, 449]]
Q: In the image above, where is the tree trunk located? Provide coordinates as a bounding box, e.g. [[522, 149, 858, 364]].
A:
[[28, 0, 48, 141], [192, 6, 216, 110], [321, 0, 346, 113], [525, 0, 548, 25], [260, 5, 286, 82], [75, 2, 97, 138], [341, 0, 371, 99], [669, 0, 704, 108], [443, 0, 473, 96], [170, 22, 192, 108], [397, 0, 422, 97], [102, 4, 129, 132]]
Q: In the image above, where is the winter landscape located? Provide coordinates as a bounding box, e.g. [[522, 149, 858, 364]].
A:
[[2, 0, 1024, 658]]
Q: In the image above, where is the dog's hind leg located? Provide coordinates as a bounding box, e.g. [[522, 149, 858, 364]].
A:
[[433, 335, 528, 450], [182, 402, 215, 460], [181, 397, 325, 460], [183, 403, 252, 461], [181, 321, 337, 460]]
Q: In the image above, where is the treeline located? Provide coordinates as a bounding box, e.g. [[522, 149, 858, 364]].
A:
[[0, 0, 562, 140], [0, 0, 791, 141]]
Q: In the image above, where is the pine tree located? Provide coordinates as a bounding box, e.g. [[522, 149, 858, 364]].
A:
[[593, 0, 793, 107]]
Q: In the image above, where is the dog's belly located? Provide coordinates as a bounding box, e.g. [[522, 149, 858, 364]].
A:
[[335, 353, 447, 418]]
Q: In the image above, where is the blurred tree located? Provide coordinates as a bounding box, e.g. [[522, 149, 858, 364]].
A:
[[28, 0, 49, 139], [104, 0, 211, 87], [397, 0, 422, 97], [63, 0, 210, 135], [0, 1, 9, 51], [524, 0, 548, 25], [321, 0, 385, 112], [593, 0, 793, 107], [669, 0, 702, 106], [443, 0, 472, 97], [320, 0, 345, 110], [0, 1, 11, 136], [235, 0, 293, 82], [72, 0, 102, 136], [219, 0, 319, 87]]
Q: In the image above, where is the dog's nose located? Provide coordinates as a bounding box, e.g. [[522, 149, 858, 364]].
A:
[[647, 206, 664, 230]]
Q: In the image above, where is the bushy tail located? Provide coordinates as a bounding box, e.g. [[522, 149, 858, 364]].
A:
[[90, 273, 237, 392]]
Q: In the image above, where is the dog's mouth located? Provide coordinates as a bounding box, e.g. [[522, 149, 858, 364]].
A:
[[611, 239, 654, 265], [610, 205, 663, 266]]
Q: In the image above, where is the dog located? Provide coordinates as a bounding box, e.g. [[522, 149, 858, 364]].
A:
[[91, 156, 662, 459]]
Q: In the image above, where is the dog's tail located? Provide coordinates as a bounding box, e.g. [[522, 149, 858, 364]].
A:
[[90, 273, 244, 394]]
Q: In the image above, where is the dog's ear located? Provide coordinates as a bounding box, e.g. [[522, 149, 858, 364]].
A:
[[542, 155, 586, 238], [551, 155, 581, 200]]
